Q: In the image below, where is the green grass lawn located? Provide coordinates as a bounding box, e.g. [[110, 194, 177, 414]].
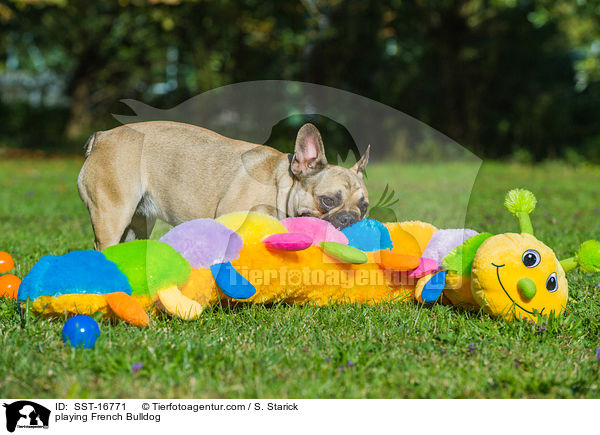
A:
[[1, 158, 599, 398]]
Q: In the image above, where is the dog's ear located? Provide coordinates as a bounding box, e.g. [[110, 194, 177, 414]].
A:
[[352, 145, 370, 177], [291, 123, 328, 177]]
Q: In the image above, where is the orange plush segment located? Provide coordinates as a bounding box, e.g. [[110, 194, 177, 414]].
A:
[[183, 242, 416, 307], [106, 292, 150, 327], [385, 221, 438, 256], [400, 221, 438, 253], [377, 251, 421, 271]]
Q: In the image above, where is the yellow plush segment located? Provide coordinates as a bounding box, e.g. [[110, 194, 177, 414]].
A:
[[183, 242, 415, 307], [471, 233, 568, 321], [181, 268, 223, 306], [216, 211, 287, 245], [29, 293, 157, 321], [132, 295, 156, 312], [414, 274, 433, 303], [385, 221, 438, 256], [31, 294, 109, 316], [443, 273, 478, 309], [157, 286, 204, 320]]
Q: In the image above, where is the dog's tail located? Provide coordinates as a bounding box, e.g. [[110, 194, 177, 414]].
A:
[[83, 131, 100, 157]]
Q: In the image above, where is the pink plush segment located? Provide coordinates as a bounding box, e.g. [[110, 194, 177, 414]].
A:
[[281, 217, 348, 245], [263, 233, 313, 251], [409, 257, 439, 278]]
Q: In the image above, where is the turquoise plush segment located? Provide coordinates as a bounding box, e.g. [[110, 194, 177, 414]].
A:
[[341, 218, 393, 252], [17, 250, 132, 301], [442, 233, 494, 276]]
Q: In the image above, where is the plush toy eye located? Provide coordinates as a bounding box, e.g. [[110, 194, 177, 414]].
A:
[[522, 250, 541, 268], [546, 272, 558, 293]]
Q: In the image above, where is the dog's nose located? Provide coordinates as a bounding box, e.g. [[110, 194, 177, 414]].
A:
[[332, 212, 359, 229]]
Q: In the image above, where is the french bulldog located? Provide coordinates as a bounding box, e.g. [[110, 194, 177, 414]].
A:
[[77, 121, 370, 250]]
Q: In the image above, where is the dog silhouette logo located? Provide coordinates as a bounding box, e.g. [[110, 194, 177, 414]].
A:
[[2, 401, 50, 432]]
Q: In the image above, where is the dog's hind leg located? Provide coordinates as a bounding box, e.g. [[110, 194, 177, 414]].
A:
[[78, 161, 144, 251], [78, 127, 150, 250], [121, 195, 158, 242], [86, 201, 139, 251]]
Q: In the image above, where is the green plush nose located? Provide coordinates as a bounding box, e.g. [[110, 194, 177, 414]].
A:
[[518, 277, 537, 299]]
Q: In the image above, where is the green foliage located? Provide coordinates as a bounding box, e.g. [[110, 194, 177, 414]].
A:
[[511, 149, 534, 165], [367, 184, 399, 222], [1, 0, 600, 160]]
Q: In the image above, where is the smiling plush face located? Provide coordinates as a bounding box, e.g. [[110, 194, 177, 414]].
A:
[[471, 233, 568, 321]]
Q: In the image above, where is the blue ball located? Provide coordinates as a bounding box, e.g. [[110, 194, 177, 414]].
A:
[[61, 315, 101, 349]]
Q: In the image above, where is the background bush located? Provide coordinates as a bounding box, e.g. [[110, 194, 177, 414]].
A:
[[1, 0, 600, 161]]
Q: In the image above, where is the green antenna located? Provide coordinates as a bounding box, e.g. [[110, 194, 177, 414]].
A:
[[504, 188, 537, 235], [560, 240, 600, 273]]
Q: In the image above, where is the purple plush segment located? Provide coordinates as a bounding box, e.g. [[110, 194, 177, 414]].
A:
[[281, 217, 348, 245], [159, 219, 243, 268], [422, 229, 479, 265]]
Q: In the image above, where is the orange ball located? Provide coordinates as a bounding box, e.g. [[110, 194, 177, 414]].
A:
[[0, 274, 21, 299], [0, 252, 15, 273]]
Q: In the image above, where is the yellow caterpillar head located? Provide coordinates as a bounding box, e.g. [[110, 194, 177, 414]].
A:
[[471, 233, 568, 320], [469, 189, 600, 321]]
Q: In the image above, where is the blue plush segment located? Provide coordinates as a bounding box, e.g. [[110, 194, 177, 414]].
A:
[[18, 250, 132, 301], [421, 270, 448, 303], [210, 262, 257, 300], [341, 218, 394, 252]]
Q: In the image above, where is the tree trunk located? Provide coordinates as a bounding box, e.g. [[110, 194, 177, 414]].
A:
[[65, 73, 92, 140]]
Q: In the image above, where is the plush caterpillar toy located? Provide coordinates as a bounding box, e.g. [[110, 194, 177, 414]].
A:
[[414, 189, 600, 320], [15, 189, 600, 325]]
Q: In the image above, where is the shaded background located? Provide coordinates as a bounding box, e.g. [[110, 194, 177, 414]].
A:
[[1, 0, 599, 162]]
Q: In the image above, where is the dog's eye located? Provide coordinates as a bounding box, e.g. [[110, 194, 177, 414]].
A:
[[320, 196, 336, 209]]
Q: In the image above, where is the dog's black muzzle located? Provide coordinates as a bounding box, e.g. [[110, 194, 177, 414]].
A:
[[327, 211, 360, 230]]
